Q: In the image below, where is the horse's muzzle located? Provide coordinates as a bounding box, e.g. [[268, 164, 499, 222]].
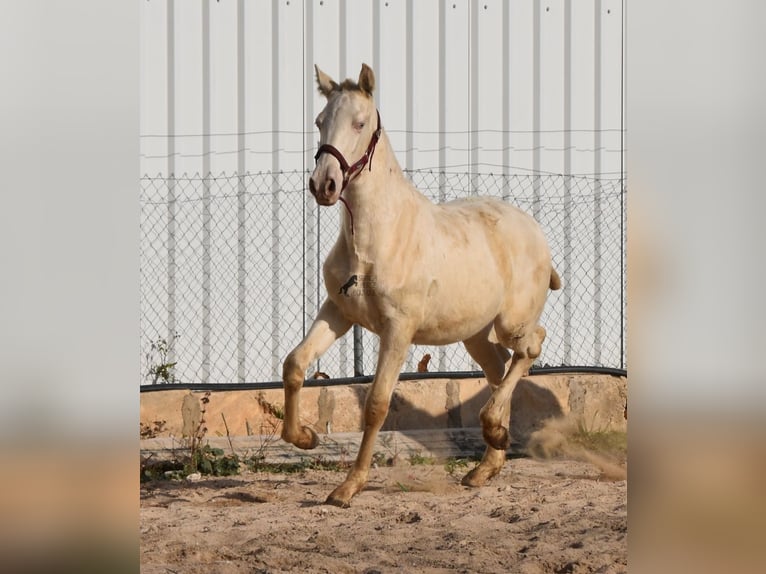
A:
[[308, 174, 341, 206]]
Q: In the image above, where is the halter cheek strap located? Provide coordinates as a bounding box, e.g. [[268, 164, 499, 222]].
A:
[[313, 110, 382, 235]]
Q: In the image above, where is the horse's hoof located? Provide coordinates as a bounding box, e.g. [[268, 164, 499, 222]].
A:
[[325, 479, 361, 508], [461, 469, 487, 487], [325, 487, 353, 508], [299, 426, 320, 449], [325, 493, 351, 508], [284, 426, 319, 450], [483, 426, 510, 451], [461, 464, 501, 487]]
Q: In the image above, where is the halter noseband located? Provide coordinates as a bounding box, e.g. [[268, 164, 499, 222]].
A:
[[314, 110, 382, 193]]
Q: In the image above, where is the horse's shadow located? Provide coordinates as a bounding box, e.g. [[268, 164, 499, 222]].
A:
[[343, 376, 564, 456]]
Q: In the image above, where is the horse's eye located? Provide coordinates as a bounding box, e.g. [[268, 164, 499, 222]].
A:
[[354, 122, 365, 131]]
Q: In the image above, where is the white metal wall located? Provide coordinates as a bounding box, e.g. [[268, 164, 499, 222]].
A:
[[140, 0, 625, 383], [141, 0, 623, 176]]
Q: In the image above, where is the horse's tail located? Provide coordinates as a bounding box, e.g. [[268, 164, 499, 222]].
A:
[[549, 268, 562, 291]]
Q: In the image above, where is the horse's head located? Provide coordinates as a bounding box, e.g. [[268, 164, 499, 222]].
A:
[[310, 63, 379, 206]]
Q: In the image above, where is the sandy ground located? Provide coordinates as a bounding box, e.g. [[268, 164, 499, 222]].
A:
[[140, 456, 626, 574]]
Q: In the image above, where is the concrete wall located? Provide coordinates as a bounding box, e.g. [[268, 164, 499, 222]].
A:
[[140, 373, 626, 449]]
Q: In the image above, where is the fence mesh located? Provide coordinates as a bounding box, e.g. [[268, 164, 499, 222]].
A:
[[140, 170, 625, 385]]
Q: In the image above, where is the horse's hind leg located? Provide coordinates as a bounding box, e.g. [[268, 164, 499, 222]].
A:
[[282, 299, 351, 449], [461, 328, 513, 487], [479, 324, 547, 452]]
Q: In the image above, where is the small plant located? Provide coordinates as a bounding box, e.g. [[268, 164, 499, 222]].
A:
[[408, 451, 435, 466], [140, 454, 186, 482], [375, 432, 401, 466], [255, 392, 284, 420], [444, 457, 473, 476], [371, 451, 387, 467], [145, 333, 179, 384], [181, 391, 211, 474], [395, 481, 411, 493], [187, 444, 240, 477], [243, 454, 348, 474], [243, 392, 286, 471], [181, 393, 242, 477]]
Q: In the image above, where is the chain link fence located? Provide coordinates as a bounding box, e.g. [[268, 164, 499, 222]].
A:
[[140, 169, 625, 385]]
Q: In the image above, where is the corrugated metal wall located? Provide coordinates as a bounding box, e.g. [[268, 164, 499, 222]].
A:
[[140, 0, 625, 384], [141, 0, 623, 176]]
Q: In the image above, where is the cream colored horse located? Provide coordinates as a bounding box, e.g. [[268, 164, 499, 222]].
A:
[[282, 64, 561, 507]]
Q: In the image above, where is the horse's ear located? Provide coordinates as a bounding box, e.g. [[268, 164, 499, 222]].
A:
[[358, 63, 375, 95], [315, 65, 338, 98]]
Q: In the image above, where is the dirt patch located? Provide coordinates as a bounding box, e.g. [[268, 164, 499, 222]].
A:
[[141, 456, 627, 573]]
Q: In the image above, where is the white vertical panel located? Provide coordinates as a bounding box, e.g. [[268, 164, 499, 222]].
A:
[[140, 0, 168, 176], [344, 0, 374, 81], [597, 0, 624, 364], [376, 0, 408, 157], [168, 1, 205, 381], [236, 0, 247, 381], [276, 0, 304, 171], [274, 0, 305, 377], [311, 0, 341, 119], [139, 0, 170, 371], [208, 0, 239, 175], [474, 0, 505, 181], [173, 1, 204, 176], [409, 0, 440, 173], [204, 0, 240, 382], [242, 0, 275, 380], [569, 0, 597, 177], [566, 1, 598, 365], [538, 0, 566, 176], [507, 0, 535, 178], [243, 0, 274, 174], [442, 0, 470, 177], [600, 0, 623, 176]]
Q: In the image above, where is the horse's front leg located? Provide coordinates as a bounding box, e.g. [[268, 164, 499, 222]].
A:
[[282, 299, 351, 449], [326, 324, 411, 507]]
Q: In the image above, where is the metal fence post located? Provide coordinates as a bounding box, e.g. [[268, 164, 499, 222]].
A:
[[166, 0, 176, 368], [237, 0, 247, 382]]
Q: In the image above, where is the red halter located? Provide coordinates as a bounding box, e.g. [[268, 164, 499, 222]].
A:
[[314, 110, 382, 191], [313, 110, 382, 235]]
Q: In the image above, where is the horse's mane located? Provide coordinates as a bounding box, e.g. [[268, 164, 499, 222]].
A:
[[338, 79, 366, 93], [315, 78, 368, 97]]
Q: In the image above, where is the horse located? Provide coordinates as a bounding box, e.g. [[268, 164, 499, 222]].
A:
[[282, 63, 561, 507]]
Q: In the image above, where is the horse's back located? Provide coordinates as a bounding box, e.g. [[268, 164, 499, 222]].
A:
[[435, 196, 550, 258], [434, 195, 554, 306]]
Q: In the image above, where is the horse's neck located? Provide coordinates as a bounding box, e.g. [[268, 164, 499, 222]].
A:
[[339, 132, 419, 262]]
